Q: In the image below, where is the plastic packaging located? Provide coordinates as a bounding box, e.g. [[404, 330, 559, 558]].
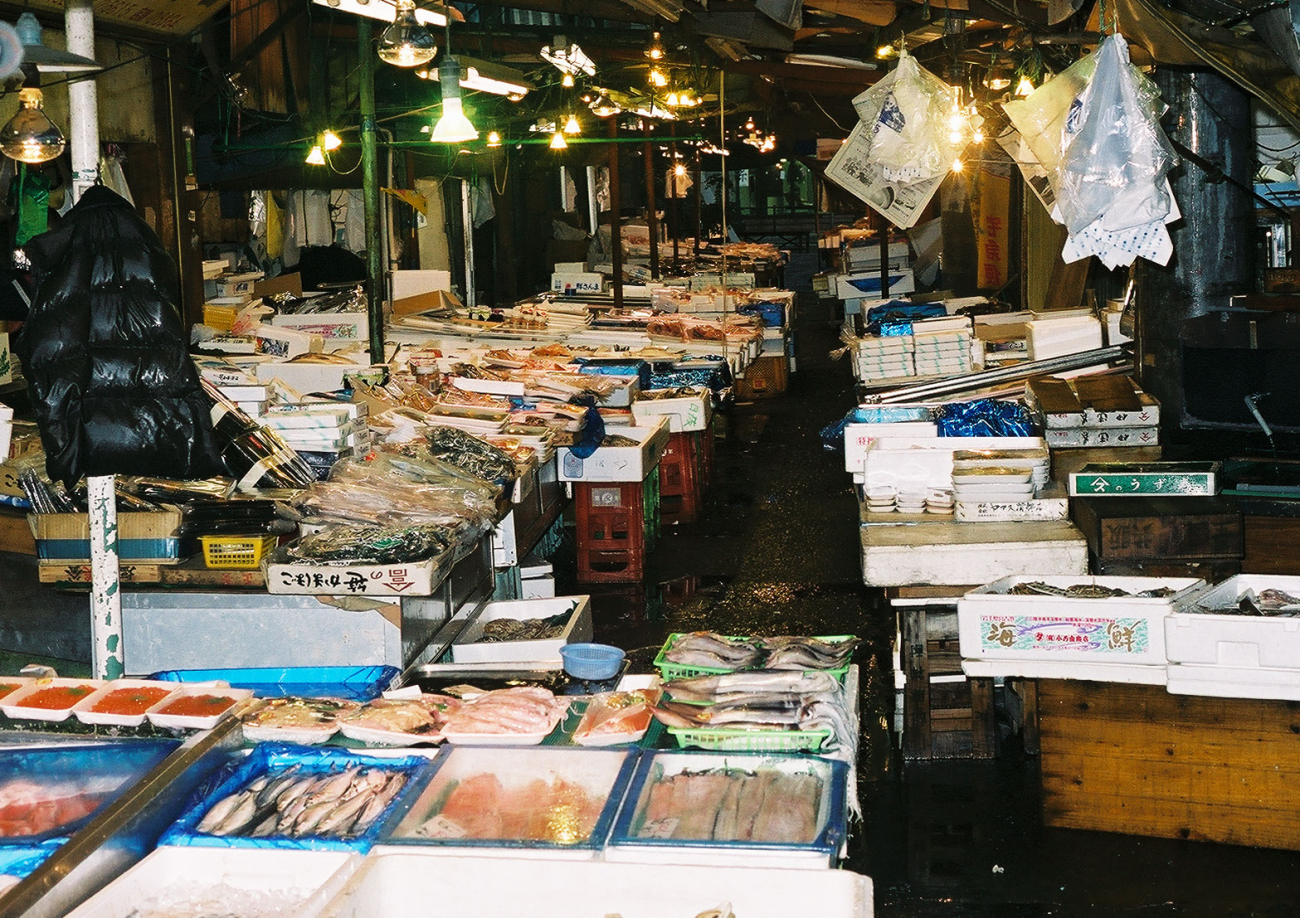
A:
[[936, 399, 1034, 437], [426, 426, 518, 483]]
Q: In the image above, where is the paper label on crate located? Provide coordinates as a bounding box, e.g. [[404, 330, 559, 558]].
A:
[[980, 615, 1149, 655], [414, 815, 468, 839], [642, 818, 680, 838], [1071, 472, 1214, 496], [274, 566, 422, 594]]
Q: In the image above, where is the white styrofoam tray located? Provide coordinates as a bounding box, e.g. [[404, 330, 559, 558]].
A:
[[63, 847, 360, 918], [1166, 661, 1300, 701], [958, 575, 1205, 666], [449, 596, 592, 664], [316, 853, 872, 918], [862, 436, 1046, 490], [1165, 575, 1300, 671]]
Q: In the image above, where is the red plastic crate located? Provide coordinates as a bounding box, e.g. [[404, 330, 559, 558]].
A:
[[574, 481, 650, 582], [658, 431, 701, 525]]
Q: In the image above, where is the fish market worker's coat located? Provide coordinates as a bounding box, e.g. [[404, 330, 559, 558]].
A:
[[17, 186, 223, 486]]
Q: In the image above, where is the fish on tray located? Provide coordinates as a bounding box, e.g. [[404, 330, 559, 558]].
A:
[[662, 633, 765, 671], [194, 764, 409, 840], [241, 696, 359, 730], [663, 633, 859, 672], [338, 695, 461, 737], [759, 636, 859, 670], [440, 686, 568, 735], [636, 768, 823, 844], [573, 689, 661, 744], [413, 773, 605, 844], [0, 779, 113, 837]]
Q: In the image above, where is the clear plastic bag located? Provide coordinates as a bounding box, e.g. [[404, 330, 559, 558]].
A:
[[1054, 34, 1176, 235], [851, 51, 966, 185]]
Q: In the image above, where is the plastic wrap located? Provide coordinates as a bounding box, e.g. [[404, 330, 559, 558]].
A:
[[283, 523, 454, 565], [1055, 35, 1176, 235], [936, 399, 1034, 437], [865, 301, 946, 337], [425, 426, 518, 483], [851, 51, 967, 185]]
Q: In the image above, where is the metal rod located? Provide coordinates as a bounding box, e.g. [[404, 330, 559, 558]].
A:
[[670, 122, 681, 276], [359, 18, 385, 364], [461, 178, 476, 308], [643, 119, 660, 280], [88, 475, 124, 680], [609, 117, 623, 310], [65, 0, 99, 201], [863, 346, 1130, 404]]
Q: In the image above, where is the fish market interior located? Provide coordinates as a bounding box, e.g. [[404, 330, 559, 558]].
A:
[[1, 0, 1300, 913]]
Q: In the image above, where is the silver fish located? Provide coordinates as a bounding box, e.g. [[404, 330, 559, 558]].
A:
[[213, 791, 261, 836], [316, 787, 374, 837], [195, 790, 246, 835], [351, 773, 408, 834]]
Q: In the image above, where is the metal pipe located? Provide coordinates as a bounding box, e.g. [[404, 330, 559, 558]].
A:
[[65, 0, 98, 201], [359, 19, 385, 364], [461, 178, 476, 308], [863, 346, 1130, 404], [643, 118, 659, 279]]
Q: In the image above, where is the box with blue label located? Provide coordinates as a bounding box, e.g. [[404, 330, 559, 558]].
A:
[[28, 508, 184, 563], [836, 268, 915, 300], [557, 418, 669, 483]]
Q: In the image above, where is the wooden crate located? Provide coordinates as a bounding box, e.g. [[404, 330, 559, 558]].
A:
[[1090, 556, 1241, 581], [900, 602, 997, 761], [1071, 496, 1243, 562], [1038, 680, 1300, 850], [1050, 445, 1162, 486], [1242, 515, 1300, 575]]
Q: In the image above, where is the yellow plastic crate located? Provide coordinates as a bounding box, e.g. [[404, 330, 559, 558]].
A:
[[200, 534, 277, 570]]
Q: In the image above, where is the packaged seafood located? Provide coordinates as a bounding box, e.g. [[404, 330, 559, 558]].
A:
[[148, 665, 401, 702], [449, 596, 592, 665], [0, 740, 176, 844], [161, 743, 432, 852], [378, 746, 635, 858], [0, 677, 104, 723], [0, 677, 32, 702], [319, 853, 872, 918], [61, 847, 360, 918], [439, 686, 569, 745], [426, 426, 518, 483], [654, 632, 859, 679], [606, 751, 847, 869], [336, 694, 461, 747], [146, 686, 254, 731], [240, 696, 360, 745], [72, 679, 180, 728], [573, 688, 661, 747]]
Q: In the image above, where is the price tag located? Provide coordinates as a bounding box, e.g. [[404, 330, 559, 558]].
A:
[[642, 817, 679, 839], [415, 815, 467, 839]]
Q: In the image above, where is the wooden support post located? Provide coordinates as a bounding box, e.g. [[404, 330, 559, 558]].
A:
[[610, 118, 623, 310], [359, 18, 385, 364]]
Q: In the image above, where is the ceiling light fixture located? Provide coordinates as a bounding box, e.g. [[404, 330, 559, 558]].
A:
[[487, 130, 502, 147], [647, 31, 665, 60], [431, 20, 477, 144], [305, 144, 326, 165], [564, 113, 581, 134], [377, 0, 437, 67], [13, 12, 101, 72], [540, 41, 596, 77], [322, 130, 343, 151], [549, 130, 568, 150], [0, 82, 64, 164], [417, 56, 532, 96]]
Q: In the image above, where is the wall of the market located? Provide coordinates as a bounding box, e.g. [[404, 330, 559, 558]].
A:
[[34, 31, 159, 144]]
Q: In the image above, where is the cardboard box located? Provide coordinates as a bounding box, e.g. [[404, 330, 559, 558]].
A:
[[1044, 426, 1159, 448], [1068, 462, 1220, 497], [392, 289, 462, 318], [271, 312, 370, 349], [558, 418, 669, 483], [28, 509, 184, 563], [256, 324, 323, 359], [252, 272, 303, 298], [449, 595, 592, 663], [214, 272, 265, 298], [0, 331, 11, 386], [631, 392, 713, 433], [1027, 375, 1160, 429], [265, 550, 450, 597]]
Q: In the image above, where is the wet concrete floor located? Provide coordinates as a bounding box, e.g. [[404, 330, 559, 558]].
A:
[[558, 291, 1300, 917]]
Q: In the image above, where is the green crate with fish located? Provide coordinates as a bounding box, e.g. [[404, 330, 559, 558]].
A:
[[653, 631, 859, 681], [651, 668, 856, 755]]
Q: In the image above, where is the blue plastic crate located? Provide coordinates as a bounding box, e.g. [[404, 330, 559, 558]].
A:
[[147, 665, 400, 702]]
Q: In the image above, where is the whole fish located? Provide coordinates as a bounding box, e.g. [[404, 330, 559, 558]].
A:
[[663, 632, 763, 670], [212, 790, 261, 836], [195, 789, 247, 835]]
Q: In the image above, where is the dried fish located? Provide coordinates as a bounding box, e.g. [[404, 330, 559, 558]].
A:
[[282, 523, 453, 565], [1007, 581, 1174, 599], [477, 612, 570, 643]]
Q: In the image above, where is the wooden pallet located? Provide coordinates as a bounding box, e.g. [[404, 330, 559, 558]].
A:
[[900, 602, 997, 761], [1038, 680, 1300, 850]]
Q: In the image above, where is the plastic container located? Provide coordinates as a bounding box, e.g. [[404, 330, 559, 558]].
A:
[[201, 534, 279, 570], [1, 678, 104, 722], [146, 685, 253, 731], [560, 644, 626, 681], [72, 679, 180, 728], [1165, 575, 1300, 672], [667, 726, 833, 754], [148, 665, 400, 702]]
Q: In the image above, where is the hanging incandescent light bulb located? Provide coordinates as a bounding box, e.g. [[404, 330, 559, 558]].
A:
[[1014, 75, 1035, 97], [563, 113, 581, 134], [487, 130, 502, 147], [647, 31, 665, 61], [561, 71, 575, 88], [0, 86, 66, 165], [549, 130, 568, 150], [378, 0, 437, 67], [305, 144, 326, 165], [431, 57, 478, 143]]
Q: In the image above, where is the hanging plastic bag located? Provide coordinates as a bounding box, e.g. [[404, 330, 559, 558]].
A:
[[1054, 34, 1176, 235], [851, 50, 966, 185]]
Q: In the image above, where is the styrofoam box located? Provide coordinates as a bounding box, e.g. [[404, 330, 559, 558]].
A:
[[598, 376, 640, 409], [558, 417, 669, 482], [256, 361, 382, 394], [272, 312, 370, 348], [520, 574, 557, 599], [962, 658, 1167, 686], [1165, 575, 1300, 671], [266, 553, 448, 597], [836, 268, 914, 300], [843, 421, 938, 474], [631, 392, 712, 433], [63, 847, 360, 918], [1166, 662, 1300, 701], [449, 595, 592, 664], [862, 436, 1046, 489], [317, 853, 872, 918], [551, 272, 603, 294], [958, 575, 1205, 666]]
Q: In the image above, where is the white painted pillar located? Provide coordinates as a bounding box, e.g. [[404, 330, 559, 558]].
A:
[[65, 0, 100, 201]]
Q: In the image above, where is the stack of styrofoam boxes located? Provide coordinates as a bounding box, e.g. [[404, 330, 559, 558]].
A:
[[260, 403, 368, 480], [957, 575, 1207, 685], [518, 552, 556, 599], [1165, 575, 1300, 700], [855, 335, 914, 383], [193, 356, 270, 417], [842, 407, 939, 485], [1026, 310, 1104, 361], [911, 316, 973, 377]]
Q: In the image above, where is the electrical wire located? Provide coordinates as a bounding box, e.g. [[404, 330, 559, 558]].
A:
[[809, 94, 852, 133]]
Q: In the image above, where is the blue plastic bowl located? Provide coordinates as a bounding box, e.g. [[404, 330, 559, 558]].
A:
[[560, 643, 626, 681]]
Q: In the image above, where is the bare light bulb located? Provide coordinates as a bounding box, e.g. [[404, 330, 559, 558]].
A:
[[322, 130, 342, 151], [487, 130, 502, 147], [1015, 75, 1035, 97], [305, 144, 326, 165], [561, 72, 575, 88], [564, 114, 581, 134], [549, 130, 568, 150], [0, 88, 66, 165], [378, 0, 437, 68]]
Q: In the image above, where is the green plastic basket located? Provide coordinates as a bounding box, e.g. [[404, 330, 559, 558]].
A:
[[653, 632, 856, 682], [667, 726, 833, 753]]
